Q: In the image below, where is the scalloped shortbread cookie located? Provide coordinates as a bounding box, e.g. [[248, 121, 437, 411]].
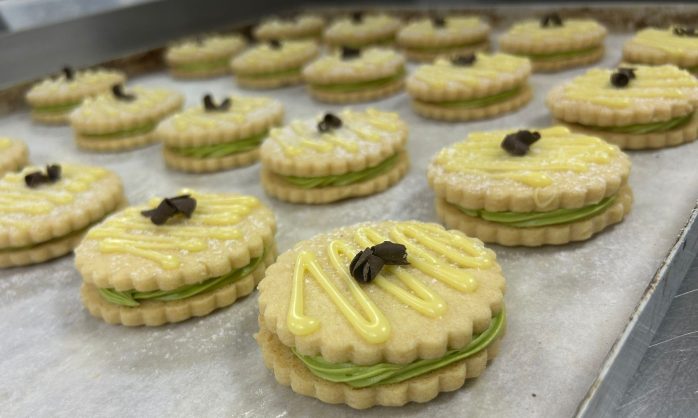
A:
[[323, 13, 401, 48], [623, 27, 698, 72], [259, 108, 408, 203], [397, 16, 490, 62], [231, 40, 319, 89], [547, 65, 698, 149], [25, 68, 125, 124], [427, 126, 632, 246], [75, 190, 276, 326], [0, 137, 28, 177], [499, 18, 606, 72], [407, 53, 532, 121], [165, 34, 246, 78], [257, 220, 505, 408], [157, 95, 284, 173], [0, 164, 124, 267], [70, 85, 183, 152], [303, 47, 405, 103], [254, 14, 325, 40]]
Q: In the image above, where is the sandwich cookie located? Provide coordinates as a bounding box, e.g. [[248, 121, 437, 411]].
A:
[[623, 26, 698, 73], [254, 14, 325, 41], [499, 14, 606, 72], [428, 126, 632, 246], [407, 52, 532, 121], [323, 12, 401, 49], [397, 16, 491, 62], [158, 94, 284, 173], [0, 137, 29, 177], [302, 47, 406, 103], [76, 190, 276, 326], [25, 67, 125, 124], [0, 163, 124, 267], [260, 109, 409, 204], [257, 220, 506, 408], [547, 65, 698, 149], [231, 40, 319, 89], [165, 33, 246, 78], [70, 84, 183, 152]]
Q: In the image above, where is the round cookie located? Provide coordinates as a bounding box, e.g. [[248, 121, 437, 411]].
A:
[[70, 84, 183, 152], [303, 47, 405, 103], [25, 67, 125, 124], [623, 27, 698, 73], [0, 137, 29, 177], [0, 163, 124, 267], [75, 190, 276, 326], [397, 15, 491, 62], [230, 40, 319, 89], [407, 53, 532, 121], [260, 108, 409, 204], [428, 126, 632, 246], [323, 13, 401, 49], [158, 94, 284, 173], [547, 65, 698, 149], [165, 33, 246, 78], [499, 15, 606, 72], [257, 220, 506, 409], [254, 14, 325, 41]]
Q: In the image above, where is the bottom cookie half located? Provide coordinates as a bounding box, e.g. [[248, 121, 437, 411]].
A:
[[163, 147, 259, 173]]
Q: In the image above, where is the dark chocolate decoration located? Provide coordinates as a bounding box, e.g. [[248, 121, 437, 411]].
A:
[[111, 84, 136, 102], [24, 164, 62, 188], [350, 241, 409, 283], [62, 66, 75, 81], [617, 67, 636, 79], [351, 11, 363, 24], [341, 46, 361, 60], [540, 13, 563, 28], [317, 113, 343, 133], [501, 130, 541, 156], [451, 53, 476, 66], [203, 94, 231, 112], [432, 16, 446, 28], [141, 194, 197, 225], [673, 26, 698, 37], [610, 68, 635, 88], [269, 39, 282, 49]]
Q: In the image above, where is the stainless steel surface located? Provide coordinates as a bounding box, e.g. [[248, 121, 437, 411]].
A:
[[1, 33, 698, 417], [617, 254, 698, 418]]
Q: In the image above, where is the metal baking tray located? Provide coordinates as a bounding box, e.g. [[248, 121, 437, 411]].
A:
[[1, 4, 697, 417]]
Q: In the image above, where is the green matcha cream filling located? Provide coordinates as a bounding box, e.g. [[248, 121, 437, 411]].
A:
[[239, 67, 302, 80], [417, 85, 523, 109], [98, 249, 266, 307], [33, 101, 81, 115], [173, 57, 230, 73], [311, 69, 405, 94], [282, 153, 399, 189], [407, 39, 488, 53], [525, 45, 601, 62], [574, 112, 694, 135], [82, 122, 157, 140], [170, 131, 267, 158], [458, 195, 617, 228], [292, 308, 505, 388]]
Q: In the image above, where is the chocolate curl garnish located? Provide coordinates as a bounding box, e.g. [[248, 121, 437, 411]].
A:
[[62, 66, 75, 81], [673, 26, 698, 37], [350, 241, 409, 283], [341, 46, 361, 60], [610, 68, 635, 88], [501, 130, 541, 156], [269, 39, 282, 49], [451, 53, 476, 66], [203, 94, 231, 112], [141, 194, 197, 225], [432, 15, 446, 28], [24, 164, 62, 188], [351, 11, 363, 24], [111, 84, 136, 102], [317, 113, 343, 132], [540, 13, 563, 28]]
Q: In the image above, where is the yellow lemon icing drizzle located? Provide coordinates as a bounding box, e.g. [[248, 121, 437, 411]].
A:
[[30, 70, 123, 96], [76, 87, 175, 119], [413, 53, 529, 88], [287, 222, 492, 343], [85, 191, 258, 269], [169, 35, 244, 56], [308, 48, 403, 72], [170, 96, 274, 132], [0, 138, 13, 150], [328, 14, 399, 35], [563, 65, 698, 108], [436, 126, 618, 187], [405, 16, 486, 36], [235, 40, 316, 67], [633, 28, 698, 55], [0, 165, 107, 216], [272, 108, 402, 157], [505, 19, 604, 42]]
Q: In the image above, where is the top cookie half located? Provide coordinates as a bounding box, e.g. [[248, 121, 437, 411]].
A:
[[323, 13, 401, 48], [623, 27, 698, 72], [397, 16, 490, 49], [254, 14, 325, 40]]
